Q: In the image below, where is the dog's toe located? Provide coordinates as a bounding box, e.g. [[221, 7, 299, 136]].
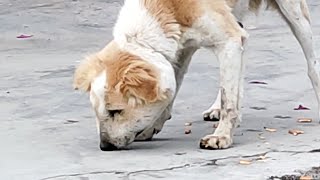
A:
[[203, 109, 220, 121], [199, 135, 232, 150]]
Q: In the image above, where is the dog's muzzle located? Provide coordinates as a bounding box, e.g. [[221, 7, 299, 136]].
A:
[[100, 140, 118, 151]]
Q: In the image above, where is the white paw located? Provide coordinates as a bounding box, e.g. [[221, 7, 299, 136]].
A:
[[203, 108, 220, 121], [199, 134, 233, 149]]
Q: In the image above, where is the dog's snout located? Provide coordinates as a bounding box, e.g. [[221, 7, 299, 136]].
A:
[[100, 141, 118, 151], [108, 109, 122, 117]]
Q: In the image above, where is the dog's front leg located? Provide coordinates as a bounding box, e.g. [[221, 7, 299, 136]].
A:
[[200, 37, 246, 149], [135, 47, 198, 141]]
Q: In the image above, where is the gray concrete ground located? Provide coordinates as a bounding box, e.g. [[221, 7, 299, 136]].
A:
[[1, 1, 320, 179]]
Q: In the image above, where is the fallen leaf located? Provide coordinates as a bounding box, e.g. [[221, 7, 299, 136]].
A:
[[16, 34, 33, 39], [294, 105, 310, 110], [184, 124, 192, 134], [250, 107, 267, 110], [256, 155, 268, 162], [258, 156, 267, 160], [249, 81, 268, 85], [300, 175, 313, 180], [259, 136, 266, 140], [264, 127, 277, 132], [184, 122, 192, 126], [297, 118, 312, 123], [288, 129, 304, 136], [239, 160, 252, 165], [274, 115, 292, 119], [184, 128, 191, 134], [64, 119, 79, 124]]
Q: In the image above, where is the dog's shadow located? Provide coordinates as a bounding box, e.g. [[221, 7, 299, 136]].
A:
[[126, 137, 183, 150]]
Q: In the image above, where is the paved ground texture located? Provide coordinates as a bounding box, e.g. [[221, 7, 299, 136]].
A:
[[1, 0, 320, 180]]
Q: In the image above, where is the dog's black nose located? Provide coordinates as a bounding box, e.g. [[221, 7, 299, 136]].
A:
[[100, 141, 118, 151]]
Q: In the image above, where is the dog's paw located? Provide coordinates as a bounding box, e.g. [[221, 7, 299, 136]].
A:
[[199, 135, 232, 149], [203, 109, 220, 121]]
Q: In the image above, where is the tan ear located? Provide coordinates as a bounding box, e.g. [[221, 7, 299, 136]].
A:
[[119, 62, 161, 104], [73, 54, 104, 92]]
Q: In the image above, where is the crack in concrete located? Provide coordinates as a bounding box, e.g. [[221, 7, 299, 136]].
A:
[[39, 148, 320, 180], [40, 170, 126, 180], [122, 164, 192, 180]]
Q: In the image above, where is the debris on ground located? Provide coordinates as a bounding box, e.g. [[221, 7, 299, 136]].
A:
[[294, 105, 310, 110], [264, 127, 277, 132], [184, 122, 192, 134], [249, 81, 268, 85], [288, 129, 304, 136], [297, 118, 312, 123], [16, 34, 33, 39]]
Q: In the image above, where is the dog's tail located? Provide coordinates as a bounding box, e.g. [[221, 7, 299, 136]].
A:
[[73, 54, 104, 92]]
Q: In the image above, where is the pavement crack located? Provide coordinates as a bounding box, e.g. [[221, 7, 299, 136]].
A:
[[40, 170, 126, 180], [40, 149, 320, 180], [123, 164, 191, 180]]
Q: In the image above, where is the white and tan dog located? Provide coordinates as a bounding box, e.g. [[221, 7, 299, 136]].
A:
[[73, 0, 319, 151]]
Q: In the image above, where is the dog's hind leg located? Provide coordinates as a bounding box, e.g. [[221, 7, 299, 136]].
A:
[[276, 0, 320, 121], [203, 90, 221, 121]]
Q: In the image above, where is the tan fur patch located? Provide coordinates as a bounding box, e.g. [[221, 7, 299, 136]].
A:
[[205, 0, 244, 39], [142, 0, 202, 38], [73, 41, 118, 92], [74, 40, 164, 106], [105, 50, 162, 106]]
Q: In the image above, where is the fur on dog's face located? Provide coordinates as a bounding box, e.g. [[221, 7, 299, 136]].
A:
[[73, 41, 175, 150]]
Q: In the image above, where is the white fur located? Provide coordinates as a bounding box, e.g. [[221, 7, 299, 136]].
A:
[[203, 89, 221, 119], [90, 71, 107, 133], [87, 0, 319, 150], [113, 0, 177, 98], [275, 0, 320, 118]]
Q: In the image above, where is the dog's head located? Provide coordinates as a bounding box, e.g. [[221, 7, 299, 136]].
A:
[[73, 41, 176, 150]]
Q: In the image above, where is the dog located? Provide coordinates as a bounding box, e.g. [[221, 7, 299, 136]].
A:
[[73, 0, 319, 151]]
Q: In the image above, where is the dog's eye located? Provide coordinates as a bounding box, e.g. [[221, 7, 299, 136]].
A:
[[108, 110, 123, 117]]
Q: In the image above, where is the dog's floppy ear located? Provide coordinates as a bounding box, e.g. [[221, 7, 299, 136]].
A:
[[119, 61, 162, 104], [73, 54, 104, 92]]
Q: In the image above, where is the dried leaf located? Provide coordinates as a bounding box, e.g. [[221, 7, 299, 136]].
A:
[[239, 160, 252, 165], [16, 34, 33, 38], [184, 129, 191, 134], [264, 127, 277, 132], [184, 122, 192, 126], [300, 176, 313, 180], [297, 118, 312, 123], [250, 107, 267, 110], [258, 156, 266, 160], [288, 129, 304, 136], [184, 125, 191, 134], [249, 81, 268, 85], [259, 136, 266, 140], [274, 115, 292, 119], [294, 105, 310, 110]]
